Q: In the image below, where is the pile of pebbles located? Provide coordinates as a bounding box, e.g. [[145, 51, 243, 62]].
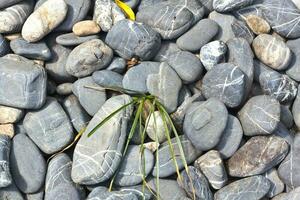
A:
[[1, 0, 300, 199]]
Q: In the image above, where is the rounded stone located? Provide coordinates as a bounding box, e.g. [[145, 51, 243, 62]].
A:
[[106, 57, 127, 73], [56, 83, 73, 96], [213, 0, 253, 12], [153, 41, 181, 62], [0, 105, 23, 124], [146, 111, 170, 143], [0, 182, 24, 200], [265, 168, 285, 198], [0, 0, 22, 9], [46, 184, 81, 200], [246, 14, 271, 34], [92, 70, 123, 88], [286, 38, 300, 81], [56, 32, 100, 46], [72, 20, 101, 36], [0, 34, 9, 56]]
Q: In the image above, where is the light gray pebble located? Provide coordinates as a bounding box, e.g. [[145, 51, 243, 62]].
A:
[[265, 168, 285, 198], [92, 70, 123, 88], [56, 32, 100, 47], [107, 57, 127, 73]]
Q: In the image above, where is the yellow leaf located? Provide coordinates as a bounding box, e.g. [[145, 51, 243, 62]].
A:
[[115, 0, 136, 21]]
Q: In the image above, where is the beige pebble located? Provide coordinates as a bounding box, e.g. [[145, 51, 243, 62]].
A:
[[72, 20, 101, 36], [143, 142, 160, 153], [0, 124, 15, 138], [4, 33, 22, 41], [0, 105, 23, 124], [246, 15, 270, 35]]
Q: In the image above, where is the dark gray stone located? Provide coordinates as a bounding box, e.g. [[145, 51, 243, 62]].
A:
[[0, 0, 22, 9], [118, 185, 152, 200], [93, 70, 123, 88], [213, 0, 254, 12], [273, 123, 294, 145], [286, 38, 300, 81], [293, 85, 300, 129], [265, 168, 285, 198], [0, 181, 24, 200], [153, 41, 181, 62], [56, 32, 100, 46], [10, 134, 46, 193], [231, 19, 255, 43], [107, 57, 127, 73], [170, 0, 206, 23], [0, 34, 9, 56], [0, 135, 12, 188], [87, 186, 138, 200]]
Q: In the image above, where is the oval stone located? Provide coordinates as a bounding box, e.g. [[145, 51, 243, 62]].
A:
[[73, 20, 101, 36], [56, 32, 100, 47], [213, 0, 253, 12]]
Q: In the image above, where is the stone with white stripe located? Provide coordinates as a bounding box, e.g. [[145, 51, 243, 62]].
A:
[[0, 135, 12, 188], [87, 186, 138, 200], [265, 168, 285, 198], [213, 0, 254, 12]]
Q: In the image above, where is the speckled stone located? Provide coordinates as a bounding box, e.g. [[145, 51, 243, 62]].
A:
[[265, 168, 285, 198], [73, 20, 101, 36], [56, 32, 100, 46], [0, 181, 24, 200], [0, 124, 14, 138], [92, 70, 123, 88], [246, 14, 271, 34], [0, 135, 12, 188], [213, 0, 254, 12], [0, 105, 23, 124]]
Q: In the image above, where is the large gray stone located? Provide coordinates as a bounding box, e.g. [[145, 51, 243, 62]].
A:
[[153, 41, 181, 62], [0, 135, 12, 188], [46, 184, 81, 200]]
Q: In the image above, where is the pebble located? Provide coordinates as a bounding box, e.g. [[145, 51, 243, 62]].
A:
[[228, 136, 289, 177], [231, 19, 255, 44], [176, 19, 219, 52], [26, 190, 44, 200], [106, 19, 161, 60], [0, 135, 12, 188], [0, 54, 47, 109], [46, 184, 81, 200], [280, 105, 294, 129], [252, 34, 291, 70], [214, 176, 271, 200], [238, 95, 281, 136], [122, 0, 140, 9], [286, 38, 300, 81], [194, 150, 228, 189], [293, 86, 300, 129], [10, 134, 46, 193], [171, 0, 206, 23], [0, 34, 9, 56], [153, 41, 181, 62], [0, 0, 22, 9], [202, 63, 246, 108], [200, 40, 227, 71], [66, 39, 113, 78], [213, 0, 254, 12], [183, 98, 228, 151], [10, 38, 52, 61], [0, 105, 23, 124], [0, 181, 24, 200], [22, 0, 68, 42], [118, 185, 152, 200], [265, 168, 285, 198], [56, 83, 73, 95], [246, 14, 271, 34], [87, 186, 138, 200], [146, 111, 170, 143], [71, 95, 133, 185], [0, 124, 14, 138], [92, 70, 123, 88], [106, 57, 127, 73], [73, 20, 101, 36], [56, 32, 100, 47]]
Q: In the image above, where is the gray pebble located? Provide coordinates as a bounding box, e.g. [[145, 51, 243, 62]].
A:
[[118, 185, 152, 200], [231, 19, 254, 43], [171, 0, 206, 23], [92, 70, 123, 88], [0, 135, 12, 188], [0, 34, 10, 56], [107, 57, 127, 73], [146, 111, 170, 143], [213, 0, 254, 12], [153, 41, 182, 62], [122, 0, 140, 9], [286, 38, 300, 81], [293, 85, 300, 129], [0, 181, 24, 200], [273, 123, 294, 145], [137, 0, 167, 11], [0, 0, 22, 9], [0, 105, 24, 124], [56, 83, 73, 96], [56, 32, 100, 47], [265, 168, 285, 198], [26, 190, 44, 200], [285, 187, 300, 200], [46, 184, 81, 200], [87, 186, 138, 200]]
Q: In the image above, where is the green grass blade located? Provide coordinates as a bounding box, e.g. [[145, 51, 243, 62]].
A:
[[84, 85, 148, 96]]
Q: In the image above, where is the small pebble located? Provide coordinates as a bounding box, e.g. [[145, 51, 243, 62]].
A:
[[246, 14, 271, 34], [72, 20, 101, 36]]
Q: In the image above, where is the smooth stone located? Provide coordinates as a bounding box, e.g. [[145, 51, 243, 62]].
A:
[[137, 0, 167, 11], [167, 51, 203, 83], [194, 150, 228, 189], [214, 176, 271, 200], [122, 0, 140, 8], [0, 181, 24, 200], [92, 70, 123, 88], [233, 1, 264, 20], [176, 19, 219, 52], [213, 0, 254, 12], [147, 62, 182, 113], [231, 19, 255, 44], [71, 95, 133, 185], [170, 0, 206, 22], [293, 86, 300, 129], [252, 34, 291, 70], [253, 58, 272, 82], [280, 106, 294, 129], [0, 105, 23, 124], [63, 95, 91, 132], [0, 0, 22, 9], [56, 83, 73, 95], [10, 134, 46, 193], [136, 2, 194, 39], [72, 76, 107, 116], [153, 41, 181, 62], [0, 124, 14, 138], [152, 135, 202, 177], [273, 123, 294, 145], [93, 0, 126, 32], [278, 134, 300, 188], [178, 166, 213, 200], [22, 0, 68, 42], [118, 185, 152, 200], [285, 187, 300, 199], [73, 20, 101, 36], [123, 62, 160, 93], [246, 14, 271, 34], [56, 32, 100, 46], [202, 63, 246, 108], [238, 95, 281, 136], [106, 19, 161, 60], [265, 168, 285, 198], [286, 38, 300, 81], [0, 34, 9, 56], [87, 186, 138, 200], [46, 184, 81, 200], [183, 98, 228, 151], [66, 39, 113, 78], [262, 0, 300, 39], [107, 57, 126, 73], [216, 115, 243, 159], [0, 55, 47, 109], [0, 0, 34, 33], [26, 190, 44, 200], [115, 145, 154, 186], [0, 135, 12, 188], [14, 120, 26, 135], [200, 40, 227, 71], [228, 135, 289, 177], [146, 111, 170, 143]]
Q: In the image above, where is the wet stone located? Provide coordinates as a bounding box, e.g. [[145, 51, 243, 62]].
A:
[[56, 32, 100, 47], [0, 135, 12, 188]]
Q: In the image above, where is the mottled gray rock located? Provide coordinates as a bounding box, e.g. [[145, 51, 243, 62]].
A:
[[147, 62, 182, 113], [213, 0, 254, 12], [56, 83, 73, 96], [238, 95, 281, 136], [146, 111, 170, 143], [286, 38, 300, 81], [214, 176, 271, 200], [0, 55, 47, 109], [106, 19, 161, 60], [107, 57, 127, 73], [46, 184, 81, 200], [0, 181, 24, 200], [10, 134, 46, 193], [63, 95, 91, 132], [152, 135, 202, 177], [178, 166, 213, 200], [72, 76, 107, 116], [87, 186, 138, 200], [115, 145, 154, 186], [93, 70, 123, 88], [0, 105, 23, 124], [10, 38, 51, 60], [24, 98, 73, 154], [202, 63, 246, 108], [228, 136, 289, 177], [0, 34, 9, 56], [265, 168, 285, 198], [0, 0, 34, 33], [194, 150, 228, 189], [184, 98, 228, 151], [153, 41, 181, 62], [176, 19, 219, 52], [118, 185, 152, 200], [71, 95, 133, 185], [200, 40, 227, 71], [66, 39, 113, 77], [231, 19, 255, 43], [253, 34, 291, 70], [167, 51, 203, 83], [0, 135, 12, 188], [56, 32, 100, 46]]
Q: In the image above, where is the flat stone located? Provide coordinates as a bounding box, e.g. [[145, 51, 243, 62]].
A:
[[66, 39, 113, 78], [231, 19, 255, 44], [178, 166, 213, 200], [152, 135, 202, 177], [200, 40, 227, 71], [71, 95, 133, 185], [214, 176, 271, 200], [56, 32, 100, 46], [238, 95, 281, 136], [246, 14, 271, 34], [92, 70, 123, 88], [146, 111, 170, 143], [115, 145, 154, 186], [228, 136, 289, 177], [253, 34, 291, 70], [87, 186, 138, 200], [10, 134, 46, 193], [176, 19, 219, 52], [213, 0, 254, 12], [0, 34, 9, 56], [0, 181, 24, 200], [265, 168, 285, 198], [22, 0, 68, 42], [0, 135, 12, 188], [153, 41, 181, 62], [0, 55, 47, 109], [73, 20, 101, 36], [194, 150, 228, 189], [202, 63, 246, 108], [106, 19, 161, 60], [183, 98, 228, 151], [286, 38, 300, 81], [0, 105, 23, 124], [56, 83, 73, 96], [72, 76, 107, 116], [107, 57, 126, 73]]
